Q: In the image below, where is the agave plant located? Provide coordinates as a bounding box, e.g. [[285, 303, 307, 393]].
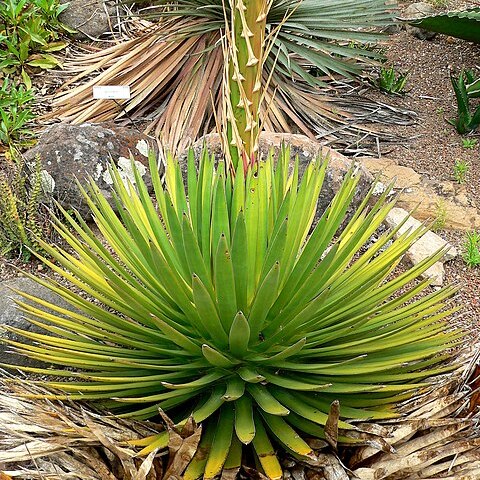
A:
[[1, 147, 463, 478], [450, 70, 480, 134], [407, 7, 480, 43], [49, 0, 398, 154]]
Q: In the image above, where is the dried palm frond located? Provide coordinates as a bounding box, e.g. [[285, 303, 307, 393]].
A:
[[47, 2, 413, 155], [0, 374, 199, 480], [1, 355, 480, 479], [348, 378, 480, 479]]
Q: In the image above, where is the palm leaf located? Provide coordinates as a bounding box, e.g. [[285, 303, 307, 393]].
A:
[[47, 1, 404, 154]]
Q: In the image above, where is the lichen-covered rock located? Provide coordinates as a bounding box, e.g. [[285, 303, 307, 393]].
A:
[[59, 0, 115, 40], [180, 133, 374, 228], [24, 123, 159, 218], [405, 2, 437, 40]]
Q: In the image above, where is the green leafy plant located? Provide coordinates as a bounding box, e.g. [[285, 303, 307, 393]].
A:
[[449, 70, 480, 134], [3, 151, 462, 478], [462, 230, 480, 267], [2, 1, 464, 478], [464, 69, 480, 98], [0, 0, 71, 86], [0, 77, 36, 146], [461, 137, 477, 149], [431, 199, 447, 231], [0, 156, 49, 260], [377, 65, 409, 94], [453, 159, 469, 184]]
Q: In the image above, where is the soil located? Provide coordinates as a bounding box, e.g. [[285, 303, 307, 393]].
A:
[[364, 0, 480, 337]]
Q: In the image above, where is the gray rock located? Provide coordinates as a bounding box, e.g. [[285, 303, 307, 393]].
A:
[[0, 277, 74, 368], [59, 0, 116, 40], [382, 23, 403, 35], [384, 207, 458, 286], [405, 2, 437, 40], [24, 122, 159, 218], [180, 133, 374, 229]]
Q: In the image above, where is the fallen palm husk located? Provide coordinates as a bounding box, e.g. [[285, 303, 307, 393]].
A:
[[1, 354, 479, 480]]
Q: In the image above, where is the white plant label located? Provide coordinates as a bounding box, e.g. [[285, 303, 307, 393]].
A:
[[93, 85, 131, 100]]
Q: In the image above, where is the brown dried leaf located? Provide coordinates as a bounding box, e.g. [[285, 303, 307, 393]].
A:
[[242, 466, 269, 479], [82, 412, 138, 479], [132, 450, 158, 480], [325, 400, 339, 450], [163, 424, 202, 479], [221, 466, 241, 480], [302, 453, 350, 480]]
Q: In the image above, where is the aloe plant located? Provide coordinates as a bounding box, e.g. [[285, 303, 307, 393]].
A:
[[377, 65, 408, 95], [3, 150, 462, 478], [450, 70, 480, 134], [464, 69, 480, 98]]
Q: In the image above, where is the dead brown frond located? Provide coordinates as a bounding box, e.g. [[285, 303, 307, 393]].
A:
[[46, 19, 414, 156], [347, 363, 480, 480], [0, 376, 198, 480], [2, 356, 480, 479]]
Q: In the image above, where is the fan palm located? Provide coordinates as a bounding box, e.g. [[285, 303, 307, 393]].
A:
[[50, 0, 397, 154]]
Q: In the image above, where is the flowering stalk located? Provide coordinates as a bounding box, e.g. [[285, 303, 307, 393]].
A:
[[223, 0, 271, 174]]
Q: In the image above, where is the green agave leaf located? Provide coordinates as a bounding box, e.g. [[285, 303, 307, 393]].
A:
[[193, 275, 229, 347], [260, 412, 313, 457], [252, 414, 283, 480], [184, 420, 216, 480], [231, 211, 249, 312], [223, 376, 245, 401], [204, 404, 234, 478], [409, 8, 480, 43], [235, 394, 256, 444], [214, 235, 237, 331], [248, 261, 280, 342], [4, 150, 463, 480], [229, 311, 250, 358], [246, 384, 290, 416], [201, 344, 238, 368], [223, 434, 243, 472], [193, 386, 226, 423]]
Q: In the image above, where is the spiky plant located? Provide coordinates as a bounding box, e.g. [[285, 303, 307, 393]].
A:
[[2, 1, 464, 478], [2, 148, 463, 478], [0, 156, 49, 260], [49, 0, 398, 154]]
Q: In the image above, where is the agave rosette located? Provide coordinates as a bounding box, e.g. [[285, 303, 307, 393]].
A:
[[2, 148, 462, 478]]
